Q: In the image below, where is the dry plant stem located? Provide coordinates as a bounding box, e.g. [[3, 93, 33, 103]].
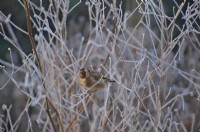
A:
[[99, 114, 109, 132], [65, 94, 92, 132], [114, 88, 148, 131], [116, 45, 158, 126], [168, 0, 186, 29], [116, 45, 147, 108], [131, 87, 147, 124], [100, 19, 121, 74], [23, 0, 59, 132], [23, 0, 43, 77], [100, 45, 113, 74], [167, 0, 186, 46], [46, 97, 64, 132], [46, 98, 58, 132], [12, 97, 31, 130]]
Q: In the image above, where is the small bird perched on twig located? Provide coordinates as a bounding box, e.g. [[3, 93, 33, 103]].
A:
[[78, 68, 115, 93]]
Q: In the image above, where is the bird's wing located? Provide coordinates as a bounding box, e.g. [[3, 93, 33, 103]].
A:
[[89, 71, 102, 81]]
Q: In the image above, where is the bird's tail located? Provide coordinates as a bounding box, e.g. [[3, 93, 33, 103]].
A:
[[102, 77, 116, 83]]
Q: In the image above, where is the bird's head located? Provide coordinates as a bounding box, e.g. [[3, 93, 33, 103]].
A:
[[79, 68, 87, 79]]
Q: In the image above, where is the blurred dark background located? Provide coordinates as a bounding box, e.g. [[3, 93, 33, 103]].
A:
[[0, 0, 195, 63]]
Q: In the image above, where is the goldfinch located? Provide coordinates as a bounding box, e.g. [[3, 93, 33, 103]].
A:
[[78, 68, 115, 93]]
